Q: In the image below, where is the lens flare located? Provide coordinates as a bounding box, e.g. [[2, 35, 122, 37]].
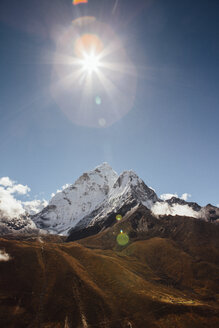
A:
[[74, 34, 104, 59], [117, 232, 129, 246], [98, 118, 106, 127], [95, 96, 101, 105], [116, 214, 122, 221], [51, 17, 137, 128], [73, 0, 88, 5]]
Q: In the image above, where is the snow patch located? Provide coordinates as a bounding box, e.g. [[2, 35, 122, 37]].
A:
[[151, 202, 199, 218]]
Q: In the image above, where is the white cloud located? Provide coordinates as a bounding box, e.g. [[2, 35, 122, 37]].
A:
[[160, 193, 178, 201], [181, 193, 191, 201], [7, 184, 30, 195], [160, 192, 192, 202], [22, 199, 48, 215], [0, 186, 25, 218], [55, 183, 70, 194], [0, 177, 14, 187], [0, 176, 48, 218], [0, 250, 11, 262]]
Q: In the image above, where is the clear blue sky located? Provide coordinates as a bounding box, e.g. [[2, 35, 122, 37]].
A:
[[0, 0, 218, 206]]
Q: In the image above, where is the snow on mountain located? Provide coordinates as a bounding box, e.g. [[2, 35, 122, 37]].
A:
[[0, 212, 38, 235], [1, 163, 218, 237], [33, 164, 159, 235], [166, 197, 201, 211], [32, 163, 219, 236], [32, 163, 118, 234], [75, 170, 159, 230], [151, 197, 219, 222], [109, 170, 158, 205], [199, 204, 219, 222]]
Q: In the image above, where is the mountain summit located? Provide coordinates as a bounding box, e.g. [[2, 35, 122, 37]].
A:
[[33, 163, 118, 234], [32, 163, 159, 235], [31, 163, 218, 236]]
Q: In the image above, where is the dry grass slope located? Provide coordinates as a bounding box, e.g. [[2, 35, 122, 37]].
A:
[[0, 227, 219, 328]]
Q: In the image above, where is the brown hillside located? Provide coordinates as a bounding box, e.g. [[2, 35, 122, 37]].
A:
[[0, 226, 219, 328]]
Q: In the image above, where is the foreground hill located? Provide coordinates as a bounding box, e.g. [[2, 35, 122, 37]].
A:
[[0, 208, 219, 328]]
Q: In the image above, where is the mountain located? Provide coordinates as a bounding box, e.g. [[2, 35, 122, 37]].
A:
[[32, 163, 159, 236], [166, 197, 201, 211], [1, 164, 219, 327], [1, 163, 218, 237], [32, 163, 218, 238], [32, 163, 118, 235], [1, 205, 219, 328], [0, 211, 38, 235], [200, 203, 219, 222], [72, 170, 159, 229]]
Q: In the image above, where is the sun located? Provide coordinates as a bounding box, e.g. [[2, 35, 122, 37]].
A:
[[74, 34, 103, 74], [81, 53, 100, 73]]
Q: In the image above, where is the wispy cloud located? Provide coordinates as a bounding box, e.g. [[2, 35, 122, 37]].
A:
[[160, 193, 178, 201], [51, 183, 70, 198], [0, 250, 11, 262], [7, 184, 30, 195], [181, 193, 191, 201], [160, 192, 192, 201], [22, 199, 48, 215]]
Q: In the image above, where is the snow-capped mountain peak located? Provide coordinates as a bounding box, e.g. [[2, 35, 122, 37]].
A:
[[72, 169, 159, 231], [32, 163, 118, 234], [108, 170, 158, 206], [1, 163, 218, 236]]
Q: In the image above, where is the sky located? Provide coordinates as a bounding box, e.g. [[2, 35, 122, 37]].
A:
[[0, 0, 218, 209]]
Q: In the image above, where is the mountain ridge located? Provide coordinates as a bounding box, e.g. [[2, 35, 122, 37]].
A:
[[1, 163, 218, 236]]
